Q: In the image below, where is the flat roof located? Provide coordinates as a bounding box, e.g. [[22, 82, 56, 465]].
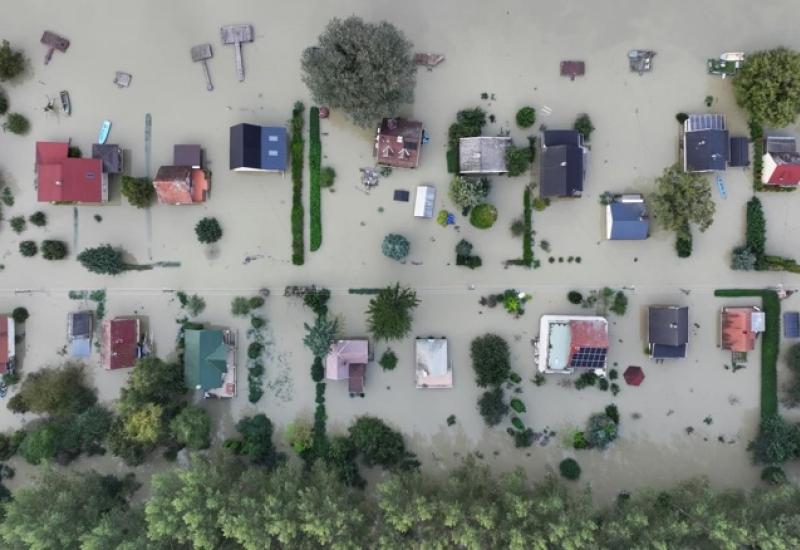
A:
[[415, 338, 452, 388]]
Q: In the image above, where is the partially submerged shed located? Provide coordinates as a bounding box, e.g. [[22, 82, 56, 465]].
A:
[[414, 185, 436, 218], [415, 338, 452, 388]]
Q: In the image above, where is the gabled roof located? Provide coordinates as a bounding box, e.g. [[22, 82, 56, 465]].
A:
[[763, 152, 800, 186], [375, 118, 423, 169], [607, 199, 649, 240], [325, 339, 368, 381], [683, 114, 728, 172], [721, 307, 761, 352], [540, 130, 585, 197], [230, 124, 287, 172], [91, 143, 123, 174], [648, 306, 689, 358], [102, 318, 140, 370], [458, 137, 510, 174], [184, 329, 229, 391], [37, 142, 106, 203]]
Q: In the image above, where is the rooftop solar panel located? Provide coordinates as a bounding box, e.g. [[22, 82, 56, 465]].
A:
[[571, 346, 607, 368]]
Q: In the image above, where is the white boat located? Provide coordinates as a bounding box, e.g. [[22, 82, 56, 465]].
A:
[[98, 120, 111, 144], [720, 52, 745, 62]]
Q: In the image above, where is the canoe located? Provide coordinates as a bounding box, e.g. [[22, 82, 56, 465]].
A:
[[98, 120, 111, 144], [716, 175, 727, 199], [59, 90, 71, 116]]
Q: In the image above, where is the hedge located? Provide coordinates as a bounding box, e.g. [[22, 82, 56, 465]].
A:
[[522, 187, 533, 266], [290, 102, 305, 265], [309, 106, 322, 251], [746, 197, 766, 262]]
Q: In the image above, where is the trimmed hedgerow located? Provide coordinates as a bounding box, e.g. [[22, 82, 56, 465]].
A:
[[309, 106, 322, 251], [290, 102, 305, 265]]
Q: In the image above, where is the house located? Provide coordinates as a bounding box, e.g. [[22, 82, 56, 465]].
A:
[[229, 123, 286, 172], [374, 118, 423, 168], [762, 136, 800, 187], [414, 185, 436, 218], [605, 194, 649, 240], [91, 144, 123, 174], [0, 315, 15, 375], [325, 339, 369, 395], [415, 338, 452, 388], [720, 306, 765, 353], [540, 130, 587, 198], [153, 165, 209, 204], [648, 306, 689, 358], [458, 136, 511, 174], [184, 328, 237, 398], [536, 315, 608, 374], [36, 141, 108, 203], [683, 114, 728, 172], [67, 311, 93, 358], [101, 317, 141, 370]]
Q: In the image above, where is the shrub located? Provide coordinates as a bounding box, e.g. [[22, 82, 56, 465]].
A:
[[0, 40, 25, 81], [470, 334, 511, 387], [436, 210, 448, 227], [761, 465, 787, 485], [477, 387, 508, 427], [349, 416, 415, 469], [285, 417, 314, 454], [120, 176, 155, 208], [249, 296, 265, 309], [449, 176, 490, 210], [516, 106, 536, 128], [303, 315, 338, 358], [676, 112, 689, 124], [41, 240, 67, 260], [455, 239, 473, 257], [382, 233, 410, 261], [676, 231, 692, 258], [311, 356, 324, 382], [568, 291, 583, 305], [77, 245, 126, 275], [0, 89, 6, 115], [3, 113, 29, 135], [585, 413, 619, 449], [457, 254, 482, 269], [320, 166, 336, 187], [559, 458, 582, 480], [470, 204, 498, 229], [511, 417, 525, 431], [28, 211, 46, 227], [731, 246, 757, 271], [448, 108, 486, 148], [247, 342, 264, 360], [169, 406, 211, 450], [533, 197, 549, 211], [9, 216, 25, 234], [510, 398, 526, 413], [303, 288, 331, 317], [574, 113, 594, 141], [610, 291, 628, 316], [195, 217, 222, 244], [19, 240, 37, 257], [379, 349, 398, 371], [505, 145, 532, 177], [510, 218, 525, 237], [605, 404, 620, 424], [749, 415, 800, 464], [11, 307, 28, 324], [227, 414, 284, 468], [366, 284, 419, 341], [231, 297, 251, 316]]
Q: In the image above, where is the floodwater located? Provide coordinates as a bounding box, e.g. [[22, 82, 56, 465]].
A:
[[2, 0, 800, 504]]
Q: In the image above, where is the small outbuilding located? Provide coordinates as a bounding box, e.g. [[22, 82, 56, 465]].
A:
[[414, 185, 436, 218], [648, 305, 689, 358], [458, 136, 511, 174], [605, 194, 649, 240], [728, 137, 750, 168], [173, 144, 203, 169], [415, 338, 452, 388], [229, 123, 287, 172], [720, 306, 764, 353]]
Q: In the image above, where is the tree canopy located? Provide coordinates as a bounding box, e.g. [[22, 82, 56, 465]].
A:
[[733, 47, 800, 127], [301, 16, 416, 127], [121, 176, 155, 208], [77, 245, 127, 275], [470, 333, 511, 387], [381, 233, 410, 261], [0, 40, 25, 81], [650, 164, 715, 235], [8, 363, 96, 416], [366, 283, 420, 341], [449, 176, 490, 210]]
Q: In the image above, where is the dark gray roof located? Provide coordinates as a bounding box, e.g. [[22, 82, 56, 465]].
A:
[[766, 136, 796, 154], [729, 137, 750, 167], [649, 306, 689, 358], [229, 124, 287, 171], [174, 144, 202, 168], [684, 114, 728, 172], [540, 130, 585, 198], [69, 311, 92, 338], [91, 144, 123, 174], [609, 201, 649, 240]]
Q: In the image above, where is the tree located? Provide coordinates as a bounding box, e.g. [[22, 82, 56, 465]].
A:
[[77, 244, 127, 275], [379, 348, 398, 371], [516, 106, 536, 128], [81, 506, 174, 550], [448, 108, 487, 147], [301, 16, 415, 127], [568, 291, 583, 304], [732, 246, 757, 270], [11, 306, 28, 323], [0, 89, 7, 115], [9, 215, 25, 233], [733, 47, 800, 126], [382, 233, 410, 261], [195, 217, 222, 244], [584, 412, 619, 449], [349, 416, 416, 470], [505, 145, 532, 177], [366, 283, 420, 341], [19, 240, 37, 257], [123, 403, 166, 446], [8, 363, 96, 416], [320, 166, 336, 187], [121, 175, 155, 208], [749, 415, 800, 464], [0, 40, 25, 81], [3, 112, 29, 135], [650, 164, 715, 235], [118, 357, 186, 416], [225, 413, 284, 468], [284, 417, 314, 453], [610, 291, 628, 315], [470, 334, 511, 387], [29, 211, 46, 227], [449, 176, 490, 210], [477, 387, 508, 427], [560, 458, 582, 480], [41, 239, 67, 260], [170, 405, 211, 450], [303, 315, 339, 358], [574, 113, 594, 140]]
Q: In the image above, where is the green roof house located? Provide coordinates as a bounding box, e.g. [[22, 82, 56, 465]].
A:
[[184, 328, 237, 398]]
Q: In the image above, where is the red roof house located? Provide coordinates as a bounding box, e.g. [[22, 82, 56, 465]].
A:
[[374, 118, 424, 169], [153, 165, 209, 205], [101, 318, 141, 370], [36, 141, 108, 203], [568, 319, 609, 368], [763, 136, 800, 187], [721, 307, 765, 352]]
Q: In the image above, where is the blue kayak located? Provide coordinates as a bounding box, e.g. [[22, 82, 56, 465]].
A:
[[98, 120, 111, 144], [716, 175, 727, 199]]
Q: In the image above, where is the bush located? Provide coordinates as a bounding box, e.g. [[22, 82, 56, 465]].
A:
[[28, 211, 46, 227], [227, 414, 284, 468], [249, 296, 265, 309], [510, 218, 525, 237], [285, 417, 314, 454], [19, 240, 37, 257], [574, 113, 594, 141], [0, 90, 6, 115], [41, 240, 67, 260], [559, 458, 582, 480], [379, 349, 398, 371], [195, 217, 222, 244], [382, 233, 410, 261], [533, 197, 549, 211], [505, 145, 532, 177], [0, 40, 25, 81], [514, 428, 535, 448], [585, 413, 619, 449], [303, 288, 331, 317], [448, 108, 486, 149], [170, 406, 211, 450], [3, 113, 29, 135], [761, 465, 787, 485], [568, 291, 583, 305], [510, 398, 526, 413], [311, 356, 324, 382], [449, 176, 490, 210], [610, 291, 628, 316], [750, 415, 800, 464], [516, 106, 536, 128], [11, 307, 28, 324], [470, 204, 498, 229], [731, 246, 757, 271], [231, 297, 251, 316], [309, 106, 322, 251], [320, 166, 336, 187], [676, 112, 689, 124], [676, 231, 692, 258], [120, 176, 155, 208], [477, 387, 508, 427], [456, 254, 482, 269], [349, 416, 415, 470], [605, 404, 620, 424], [456, 239, 473, 257], [247, 342, 264, 360], [470, 334, 511, 387], [9, 216, 25, 234]]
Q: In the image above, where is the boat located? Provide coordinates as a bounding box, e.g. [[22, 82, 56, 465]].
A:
[[716, 175, 727, 199], [98, 120, 111, 144], [59, 90, 71, 116], [708, 52, 745, 78]]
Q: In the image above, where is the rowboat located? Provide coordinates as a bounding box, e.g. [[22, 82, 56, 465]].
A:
[[716, 175, 727, 199], [98, 120, 111, 144], [59, 90, 71, 116]]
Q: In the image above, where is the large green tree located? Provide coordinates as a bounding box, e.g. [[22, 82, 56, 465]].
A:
[[366, 283, 420, 341], [449, 176, 491, 210], [0, 40, 25, 81], [170, 405, 211, 450], [77, 245, 128, 275], [118, 356, 186, 416], [303, 315, 339, 358], [470, 333, 511, 387], [734, 47, 800, 127], [650, 164, 715, 236], [7, 363, 96, 416], [301, 16, 416, 127], [121, 176, 155, 208]]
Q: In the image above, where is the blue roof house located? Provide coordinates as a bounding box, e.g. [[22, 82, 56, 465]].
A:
[[229, 123, 287, 172], [605, 194, 649, 240]]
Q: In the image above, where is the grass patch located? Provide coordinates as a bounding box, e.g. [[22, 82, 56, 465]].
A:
[[309, 106, 322, 251], [290, 102, 305, 265]]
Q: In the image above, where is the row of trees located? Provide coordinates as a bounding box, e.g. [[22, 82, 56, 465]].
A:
[[4, 454, 800, 549]]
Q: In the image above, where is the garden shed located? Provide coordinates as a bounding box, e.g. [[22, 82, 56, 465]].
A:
[[415, 338, 452, 388], [414, 185, 436, 218]]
